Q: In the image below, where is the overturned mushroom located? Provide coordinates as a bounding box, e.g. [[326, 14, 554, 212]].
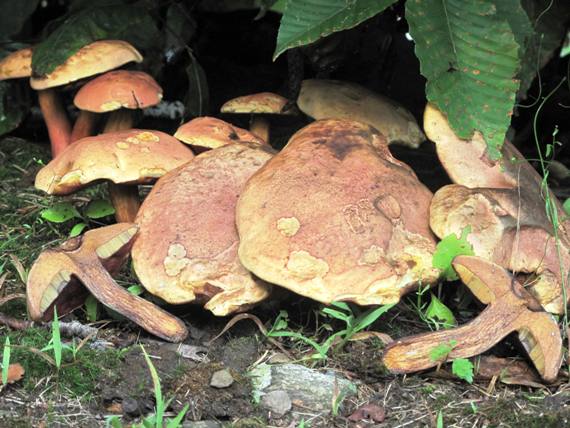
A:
[[27, 223, 188, 342], [132, 142, 275, 315], [297, 79, 425, 148], [425, 104, 570, 314], [237, 119, 439, 305], [174, 116, 265, 151], [382, 256, 562, 383], [35, 129, 194, 222]]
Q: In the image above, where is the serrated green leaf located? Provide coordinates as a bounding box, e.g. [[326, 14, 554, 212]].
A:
[[32, 3, 161, 76], [69, 222, 87, 237], [432, 226, 474, 281], [273, 0, 397, 60], [41, 202, 81, 223], [184, 51, 209, 118], [85, 199, 115, 219], [429, 340, 457, 362], [452, 358, 474, 383], [0, 0, 40, 41], [406, 0, 530, 159], [425, 294, 456, 328]]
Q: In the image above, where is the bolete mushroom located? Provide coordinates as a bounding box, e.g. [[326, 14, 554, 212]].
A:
[[382, 256, 562, 383], [236, 119, 439, 305], [425, 104, 570, 314], [0, 47, 32, 79], [297, 79, 426, 148], [220, 92, 292, 142], [35, 129, 194, 222], [174, 116, 265, 151], [131, 142, 275, 315], [27, 223, 188, 342], [73, 70, 163, 137], [30, 40, 143, 155]]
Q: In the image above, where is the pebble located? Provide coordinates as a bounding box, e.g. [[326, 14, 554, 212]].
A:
[[260, 390, 292, 416], [209, 369, 234, 388]]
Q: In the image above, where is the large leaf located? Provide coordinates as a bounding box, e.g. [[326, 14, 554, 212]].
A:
[[32, 3, 161, 76], [406, 0, 531, 159], [273, 0, 397, 60], [0, 0, 40, 41]]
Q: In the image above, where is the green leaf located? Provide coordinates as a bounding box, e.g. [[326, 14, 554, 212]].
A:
[[0, 80, 29, 137], [273, 0, 397, 60], [432, 226, 474, 281], [406, 0, 530, 159], [0, 0, 40, 41], [84, 295, 99, 322], [127, 284, 144, 296], [32, 3, 160, 76], [2, 336, 10, 385], [561, 31, 570, 58], [452, 358, 474, 383], [52, 308, 62, 369], [563, 198, 570, 216], [425, 294, 456, 328], [353, 304, 394, 333], [429, 340, 457, 362], [437, 410, 444, 428], [141, 345, 164, 426], [69, 222, 87, 237], [85, 199, 115, 219], [184, 51, 209, 118], [41, 202, 81, 223]]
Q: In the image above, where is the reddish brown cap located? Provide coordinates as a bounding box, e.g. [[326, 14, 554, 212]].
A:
[[74, 70, 162, 112], [132, 142, 275, 315], [30, 40, 143, 90], [35, 129, 194, 194], [237, 119, 439, 305], [0, 47, 32, 80], [174, 116, 265, 149], [221, 92, 290, 114]]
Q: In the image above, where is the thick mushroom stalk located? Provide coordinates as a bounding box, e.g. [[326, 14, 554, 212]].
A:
[[37, 90, 72, 157], [27, 223, 188, 342], [382, 256, 562, 383]]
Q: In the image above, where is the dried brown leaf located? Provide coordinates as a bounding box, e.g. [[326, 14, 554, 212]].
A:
[[6, 363, 25, 384]]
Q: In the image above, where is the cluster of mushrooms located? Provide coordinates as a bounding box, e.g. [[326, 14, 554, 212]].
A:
[[2, 40, 568, 383]]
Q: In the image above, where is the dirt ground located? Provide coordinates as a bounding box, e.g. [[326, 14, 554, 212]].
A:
[[1, 136, 570, 428]]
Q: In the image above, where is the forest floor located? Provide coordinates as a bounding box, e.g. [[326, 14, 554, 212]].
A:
[[1, 136, 570, 428]]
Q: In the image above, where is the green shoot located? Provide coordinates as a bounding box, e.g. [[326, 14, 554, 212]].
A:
[[331, 382, 357, 417], [2, 336, 10, 385], [451, 358, 474, 383], [425, 294, 456, 329], [432, 227, 474, 280], [85, 295, 99, 322], [437, 410, 444, 428]]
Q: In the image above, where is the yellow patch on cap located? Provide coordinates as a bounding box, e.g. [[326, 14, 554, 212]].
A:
[[277, 217, 301, 237]]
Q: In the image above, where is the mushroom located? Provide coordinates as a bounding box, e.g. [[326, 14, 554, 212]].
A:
[[174, 116, 265, 151], [382, 256, 562, 383], [220, 92, 292, 142], [236, 119, 439, 305], [0, 47, 33, 79], [296, 79, 426, 148], [73, 70, 163, 137], [35, 129, 194, 223], [425, 104, 570, 314], [131, 142, 275, 315], [27, 223, 188, 342], [29, 40, 143, 156]]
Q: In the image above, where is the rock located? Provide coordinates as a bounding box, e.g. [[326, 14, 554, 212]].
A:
[[222, 336, 259, 371], [182, 421, 222, 428], [121, 397, 140, 416], [260, 390, 292, 416], [250, 363, 358, 413], [210, 369, 234, 388]]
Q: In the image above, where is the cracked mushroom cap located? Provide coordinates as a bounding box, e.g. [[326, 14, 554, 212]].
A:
[[297, 79, 425, 148], [174, 116, 265, 149], [132, 142, 275, 315], [35, 129, 194, 195], [30, 40, 143, 90], [0, 47, 32, 80], [73, 70, 162, 112], [221, 92, 290, 114], [236, 119, 439, 305]]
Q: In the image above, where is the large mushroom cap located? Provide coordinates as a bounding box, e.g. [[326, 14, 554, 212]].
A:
[[132, 142, 275, 315], [30, 40, 143, 90], [236, 119, 439, 305], [174, 116, 265, 149], [0, 47, 32, 80], [74, 70, 162, 112], [35, 129, 194, 194], [221, 92, 290, 114], [297, 79, 426, 148]]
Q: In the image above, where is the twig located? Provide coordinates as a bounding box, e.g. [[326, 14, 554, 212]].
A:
[[0, 312, 98, 339]]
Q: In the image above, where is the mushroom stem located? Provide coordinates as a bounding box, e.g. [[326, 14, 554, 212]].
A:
[[71, 111, 98, 142], [104, 109, 134, 133], [250, 117, 269, 142], [108, 184, 141, 223], [37, 89, 72, 157]]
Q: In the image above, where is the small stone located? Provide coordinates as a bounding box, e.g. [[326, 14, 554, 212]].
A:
[[182, 421, 222, 428], [210, 369, 234, 388], [121, 397, 140, 416], [261, 390, 291, 416]]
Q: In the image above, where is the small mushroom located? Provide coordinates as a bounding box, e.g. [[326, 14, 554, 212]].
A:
[[132, 142, 275, 315], [382, 256, 562, 383], [0, 47, 32, 79], [236, 119, 439, 305], [297, 79, 426, 148], [220, 92, 292, 142], [27, 223, 188, 342], [174, 116, 265, 151], [73, 70, 163, 137], [35, 129, 194, 222]]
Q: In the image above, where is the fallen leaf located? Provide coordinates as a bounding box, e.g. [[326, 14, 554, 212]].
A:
[[348, 403, 386, 422], [0, 272, 8, 291], [9, 254, 27, 284], [349, 331, 393, 344], [6, 363, 25, 384]]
